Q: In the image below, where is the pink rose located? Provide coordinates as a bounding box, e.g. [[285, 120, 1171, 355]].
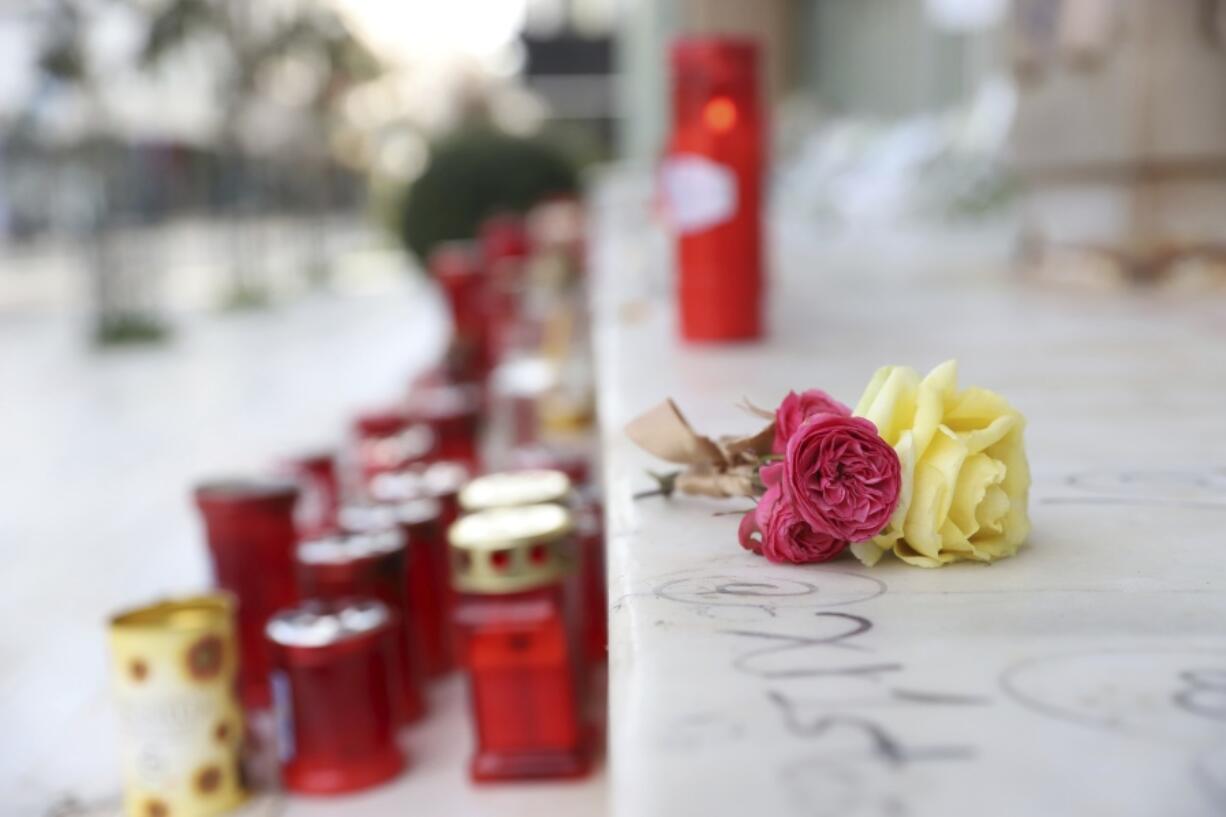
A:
[[781, 414, 901, 542], [772, 390, 852, 454], [738, 482, 847, 564]]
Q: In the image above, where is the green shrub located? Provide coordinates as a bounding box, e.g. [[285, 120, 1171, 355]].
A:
[[399, 128, 579, 264]]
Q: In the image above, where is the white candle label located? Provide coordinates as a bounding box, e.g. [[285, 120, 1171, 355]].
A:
[[660, 154, 738, 234]]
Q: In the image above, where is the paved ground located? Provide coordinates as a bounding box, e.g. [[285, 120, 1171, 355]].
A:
[[0, 222, 445, 812]]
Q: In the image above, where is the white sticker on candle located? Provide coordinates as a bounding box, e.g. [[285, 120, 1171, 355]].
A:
[[660, 154, 738, 234]]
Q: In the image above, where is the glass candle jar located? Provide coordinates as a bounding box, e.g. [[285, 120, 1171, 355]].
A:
[[449, 504, 591, 781], [340, 499, 454, 677], [194, 478, 300, 709], [296, 529, 426, 724], [266, 600, 405, 794]]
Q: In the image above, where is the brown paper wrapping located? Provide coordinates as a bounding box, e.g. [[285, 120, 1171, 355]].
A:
[[625, 399, 773, 499]]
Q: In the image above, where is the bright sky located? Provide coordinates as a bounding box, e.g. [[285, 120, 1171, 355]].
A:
[[331, 0, 529, 66]]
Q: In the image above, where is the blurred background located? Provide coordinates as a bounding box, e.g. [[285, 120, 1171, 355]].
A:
[[3, 0, 1225, 815], [5, 0, 1221, 334]]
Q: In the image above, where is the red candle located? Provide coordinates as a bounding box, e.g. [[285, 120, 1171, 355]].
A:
[[371, 461, 472, 533], [341, 499, 455, 677], [283, 449, 341, 538], [296, 529, 426, 723], [479, 213, 530, 270], [266, 600, 405, 794], [421, 460, 471, 532], [430, 241, 489, 379], [193, 477, 300, 709], [449, 504, 591, 781], [663, 37, 764, 342], [574, 498, 607, 664], [406, 383, 483, 473], [351, 408, 435, 495], [479, 214, 531, 368], [459, 469, 605, 663]]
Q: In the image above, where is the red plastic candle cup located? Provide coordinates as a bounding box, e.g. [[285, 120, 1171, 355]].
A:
[[449, 505, 591, 781], [664, 37, 764, 342], [296, 529, 426, 724], [341, 499, 455, 677], [574, 499, 607, 663], [421, 460, 471, 532], [351, 408, 436, 495], [284, 449, 341, 539], [371, 462, 471, 533], [430, 241, 490, 379], [479, 214, 531, 368], [457, 469, 604, 665], [407, 384, 483, 473], [194, 477, 301, 709], [266, 600, 405, 794], [479, 213, 530, 270]]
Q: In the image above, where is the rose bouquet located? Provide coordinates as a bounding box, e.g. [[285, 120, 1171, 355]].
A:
[[626, 360, 1030, 568]]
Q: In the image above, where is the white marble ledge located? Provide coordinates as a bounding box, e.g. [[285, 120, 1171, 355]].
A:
[[589, 182, 1226, 817]]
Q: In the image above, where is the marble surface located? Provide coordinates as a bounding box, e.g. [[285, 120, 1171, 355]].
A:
[[590, 178, 1226, 817]]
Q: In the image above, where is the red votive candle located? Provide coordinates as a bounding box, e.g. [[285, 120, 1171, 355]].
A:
[[664, 37, 764, 342], [296, 529, 426, 724], [458, 469, 605, 663], [479, 213, 531, 368], [421, 460, 471, 532], [479, 213, 530, 270], [194, 477, 300, 709], [406, 383, 483, 473], [449, 504, 591, 781], [284, 449, 341, 538], [430, 241, 489, 379], [575, 498, 607, 663], [266, 600, 405, 794], [341, 499, 455, 677], [351, 408, 435, 495]]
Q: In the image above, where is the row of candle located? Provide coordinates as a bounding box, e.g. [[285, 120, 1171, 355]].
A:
[[109, 201, 603, 817]]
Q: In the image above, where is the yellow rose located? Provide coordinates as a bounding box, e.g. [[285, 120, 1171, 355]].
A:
[[848, 360, 1030, 567]]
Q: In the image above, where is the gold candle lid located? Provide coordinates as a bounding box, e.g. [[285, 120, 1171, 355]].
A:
[[448, 503, 575, 594], [111, 594, 234, 634], [458, 469, 572, 512]]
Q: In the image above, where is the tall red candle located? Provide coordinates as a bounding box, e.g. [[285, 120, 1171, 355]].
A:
[[340, 499, 455, 677], [193, 477, 300, 709], [406, 383, 483, 473], [663, 37, 764, 342], [430, 241, 489, 379], [296, 529, 426, 723], [351, 408, 435, 495], [284, 449, 341, 538]]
